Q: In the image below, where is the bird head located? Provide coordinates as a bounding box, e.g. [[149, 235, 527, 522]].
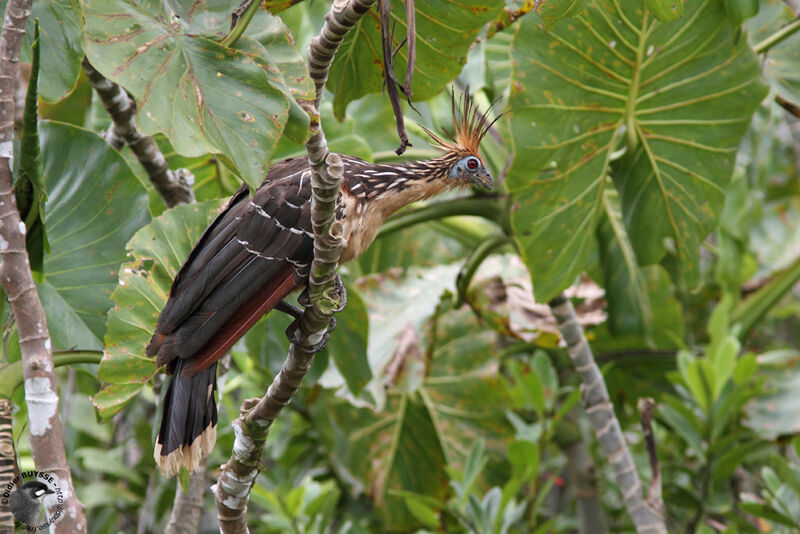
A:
[[20, 481, 54, 500], [421, 88, 498, 191]]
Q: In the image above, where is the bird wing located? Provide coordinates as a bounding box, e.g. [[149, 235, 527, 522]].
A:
[[146, 158, 314, 376]]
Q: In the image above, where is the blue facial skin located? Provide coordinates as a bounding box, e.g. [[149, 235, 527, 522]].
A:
[[450, 156, 494, 190]]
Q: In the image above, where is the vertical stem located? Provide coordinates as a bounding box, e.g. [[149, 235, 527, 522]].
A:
[[213, 2, 376, 532], [548, 294, 666, 534], [0, 399, 18, 532], [0, 0, 86, 530]]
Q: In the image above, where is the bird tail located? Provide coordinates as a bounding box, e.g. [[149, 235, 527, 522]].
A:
[[154, 358, 218, 477]]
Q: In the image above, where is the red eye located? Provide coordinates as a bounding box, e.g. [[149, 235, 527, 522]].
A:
[[467, 158, 478, 169]]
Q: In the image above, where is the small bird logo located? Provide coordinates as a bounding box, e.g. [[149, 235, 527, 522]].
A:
[[9, 480, 54, 527]]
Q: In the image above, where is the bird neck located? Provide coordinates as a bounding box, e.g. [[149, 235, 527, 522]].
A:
[[342, 154, 459, 218]]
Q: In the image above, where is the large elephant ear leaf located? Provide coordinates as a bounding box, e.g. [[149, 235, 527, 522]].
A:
[[94, 200, 224, 420], [38, 121, 150, 351], [507, 0, 768, 302], [327, 0, 504, 120], [81, 0, 296, 190]]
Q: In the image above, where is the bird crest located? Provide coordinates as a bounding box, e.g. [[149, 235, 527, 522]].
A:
[[422, 88, 499, 156]]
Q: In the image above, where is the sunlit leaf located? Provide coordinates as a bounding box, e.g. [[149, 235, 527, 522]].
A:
[[81, 0, 299, 189], [508, 0, 768, 301]]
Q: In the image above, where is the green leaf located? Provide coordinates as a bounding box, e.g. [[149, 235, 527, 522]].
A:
[[320, 285, 372, 396], [732, 352, 757, 386], [94, 200, 225, 419], [17, 22, 47, 278], [597, 187, 652, 338], [508, 0, 768, 301], [723, 0, 759, 25], [540, 0, 584, 30], [660, 402, 705, 459], [81, 0, 293, 190], [745, 351, 800, 438], [327, 0, 504, 119], [12, 0, 84, 102], [740, 502, 799, 529], [312, 303, 513, 530], [747, 3, 800, 106], [37, 122, 150, 351], [641, 0, 685, 21], [401, 493, 440, 528]]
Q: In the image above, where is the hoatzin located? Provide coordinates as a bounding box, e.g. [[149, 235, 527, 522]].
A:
[[147, 92, 496, 476]]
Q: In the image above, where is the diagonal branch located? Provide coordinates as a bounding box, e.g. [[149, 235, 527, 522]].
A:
[[81, 57, 195, 208], [213, 2, 376, 532], [0, 0, 87, 531], [548, 294, 667, 534]]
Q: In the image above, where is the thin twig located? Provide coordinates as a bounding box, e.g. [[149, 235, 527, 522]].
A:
[[379, 0, 411, 155], [82, 57, 195, 208], [403, 0, 416, 98], [638, 397, 664, 514], [548, 294, 666, 534], [777, 94, 800, 119], [213, 2, 376, 532], [0, 0, 87, 531]]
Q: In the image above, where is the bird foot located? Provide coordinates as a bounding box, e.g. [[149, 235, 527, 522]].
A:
[[285, 274, 346, 354], [275, 299, 303, 320]]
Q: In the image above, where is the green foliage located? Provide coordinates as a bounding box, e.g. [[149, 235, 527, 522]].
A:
[[7, 0, 800, 531], [94, 200, 224, 418], [16, 22, 47, 278], [37, 122, 150, 351], [81, 0, 309, 189], [328, 0, 504, 119], [508, 0, 768, 301]]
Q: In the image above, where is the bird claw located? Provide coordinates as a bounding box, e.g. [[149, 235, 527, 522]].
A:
[[284, 274, 346, 354], [284, 318, 337, 354], [276, 299, 303, 320]]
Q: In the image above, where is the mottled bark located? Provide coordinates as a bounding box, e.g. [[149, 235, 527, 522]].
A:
[[0, 399, 18, 532], [0, 0, 86, 531], [81, 57, 195, 208], [549, 294, 666, 534], [165, 455, 207, 534], [212, 1, 376, 532]]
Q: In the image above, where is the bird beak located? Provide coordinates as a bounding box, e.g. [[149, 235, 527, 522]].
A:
[[473, 169, 494, 190]]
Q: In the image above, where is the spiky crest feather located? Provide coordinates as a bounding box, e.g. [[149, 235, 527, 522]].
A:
[[421, 88, 499, 157]]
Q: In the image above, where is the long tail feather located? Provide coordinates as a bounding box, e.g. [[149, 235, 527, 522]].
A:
[[154, 358, 218, 477]]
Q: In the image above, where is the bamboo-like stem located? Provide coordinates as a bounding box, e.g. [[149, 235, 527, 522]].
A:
[[81, 57, 195, 208], [213, 2, 376, 532], [0, 399, 18, 531], [548, 294, 667, 534], [0, 0, 86, 531]]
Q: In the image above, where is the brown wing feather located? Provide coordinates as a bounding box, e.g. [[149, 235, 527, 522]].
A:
[[146, 157, 314, 374]]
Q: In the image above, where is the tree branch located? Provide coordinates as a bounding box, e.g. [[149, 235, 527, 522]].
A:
[[638, 397, 663, 515], [548, 294, 666, 534], [165, 455, 207, 534], [213, 1, 376, 532], [0, 398, 19, 531], [81, 57, 195, 208], [0, 0, 86, 530]]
